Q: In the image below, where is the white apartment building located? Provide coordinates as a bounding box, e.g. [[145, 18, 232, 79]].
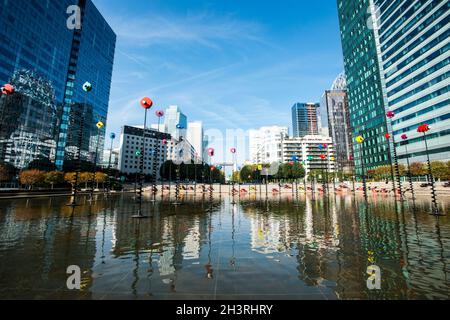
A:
[[281, 135, 336, 177], [248, 126, 289, 164]]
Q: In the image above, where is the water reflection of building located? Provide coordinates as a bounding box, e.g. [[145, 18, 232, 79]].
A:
[[0, 70, 60, 169]]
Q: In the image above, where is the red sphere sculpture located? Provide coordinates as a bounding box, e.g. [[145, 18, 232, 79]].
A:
[[385, 133, 391, 139], [1, 84, 14, 95], [140, 97, 153, 109], [417, 124, 430, 133], [401, 134, 408, 140], [320, 154, 326, 160], [155, 110, 164, 117], [386, 111, 395, 118]]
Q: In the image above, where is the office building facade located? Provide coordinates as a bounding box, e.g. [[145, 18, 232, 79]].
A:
[[322, 73, 354, 173], [374, 0, 450, 163], [0, 0, 116, 169], [292, 103, 320, 137], [0, 70, 60, 169], [338, 0, 450, 174], [337, 0, 391, 175], [118, 126, 173, 178]]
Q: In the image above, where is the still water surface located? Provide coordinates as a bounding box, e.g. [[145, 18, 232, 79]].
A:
[[0, 194, 448, 300]]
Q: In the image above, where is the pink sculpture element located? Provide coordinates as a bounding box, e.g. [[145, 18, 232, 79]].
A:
[[401, 134, 408, 140], [208, 148, 215, 157], [230, 148, 237, 154], [155, 110, 164, 117], [162, 139, 168, 145], [1, 84, 14, 95]]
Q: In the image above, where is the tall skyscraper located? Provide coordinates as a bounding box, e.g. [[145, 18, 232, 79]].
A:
[[164, 105, 187, 140], [322, 73, 354, 173], [186, 121, 204, 158], [248, 126, 288, 164], [374, 0, 450, 163], [337, 0, 391, 176], [292, 103, 319, 137], [338, 0, 449, 175], [0, 0, 116, 169]]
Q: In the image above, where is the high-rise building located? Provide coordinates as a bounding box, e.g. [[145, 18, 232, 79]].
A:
[[337, 0, 391, 175], [0, 0, 116, 169], [374, 0, 450, 163], [322, 73, 354, 173], [292, 103, 320, 137], [338, 0, 450, 174], [281, 135, 336, 178], [164, 106, 187, 140], [186, 121, 204, 157], [248, 126, 289, 164]]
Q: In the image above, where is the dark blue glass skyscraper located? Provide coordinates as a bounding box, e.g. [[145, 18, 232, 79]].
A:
[[0, 0, 116, 169]]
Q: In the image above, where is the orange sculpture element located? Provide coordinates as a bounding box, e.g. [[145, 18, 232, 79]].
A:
[[140, 97, 153, 109]]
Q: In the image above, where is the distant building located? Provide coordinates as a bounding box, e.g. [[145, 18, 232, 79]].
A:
[[102, 148, 120, 170], [0, 70, 60, 169], [281, 135, 335, 178], [186, 121, 204, 158], [292, 103, 320, 137], [164, 106, 187, 140], [118, 126, 173, 178], [322, 73, 354, 173], [248, 126, 289, 164]]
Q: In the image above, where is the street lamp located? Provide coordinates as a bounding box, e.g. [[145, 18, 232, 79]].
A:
[[401, 134, 415, 200], [356, 135, 368, 201], [207, 148, 215, 201], [133, 96, 153, 219], [417, 124, 441, 215]]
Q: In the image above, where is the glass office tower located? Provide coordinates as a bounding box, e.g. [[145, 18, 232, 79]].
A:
[[322, 73, 354, 173], [337, 0, 391, 176], [0, 0, 116, 169], [375, 0, 450, 163], [292, 103, 319, 138]]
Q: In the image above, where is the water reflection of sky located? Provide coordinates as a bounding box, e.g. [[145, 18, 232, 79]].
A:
[[0, 194, 448, 300]]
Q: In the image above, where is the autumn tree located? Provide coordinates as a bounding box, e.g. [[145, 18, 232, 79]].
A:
[[409, 162, 426, 177], [0, 162, 16, 183], [44, 171, 65, 189], [19, 170, 45, 190]]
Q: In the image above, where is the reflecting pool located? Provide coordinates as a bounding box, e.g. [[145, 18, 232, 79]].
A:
[[0, 194, 448, 300]]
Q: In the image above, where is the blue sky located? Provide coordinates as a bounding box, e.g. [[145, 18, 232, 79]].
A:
[[94, 0, 344, 158]]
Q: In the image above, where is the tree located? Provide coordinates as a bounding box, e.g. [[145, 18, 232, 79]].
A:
[[64, 172, 77, 188], [19, 170, 45, 189], [0, 162, 16, 183], [79, 172, 93, 189], [95, 172, 107, 188], [430, 161, 449, 181], [409, 162, 426, 177], [44, 171, 65, 189]]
